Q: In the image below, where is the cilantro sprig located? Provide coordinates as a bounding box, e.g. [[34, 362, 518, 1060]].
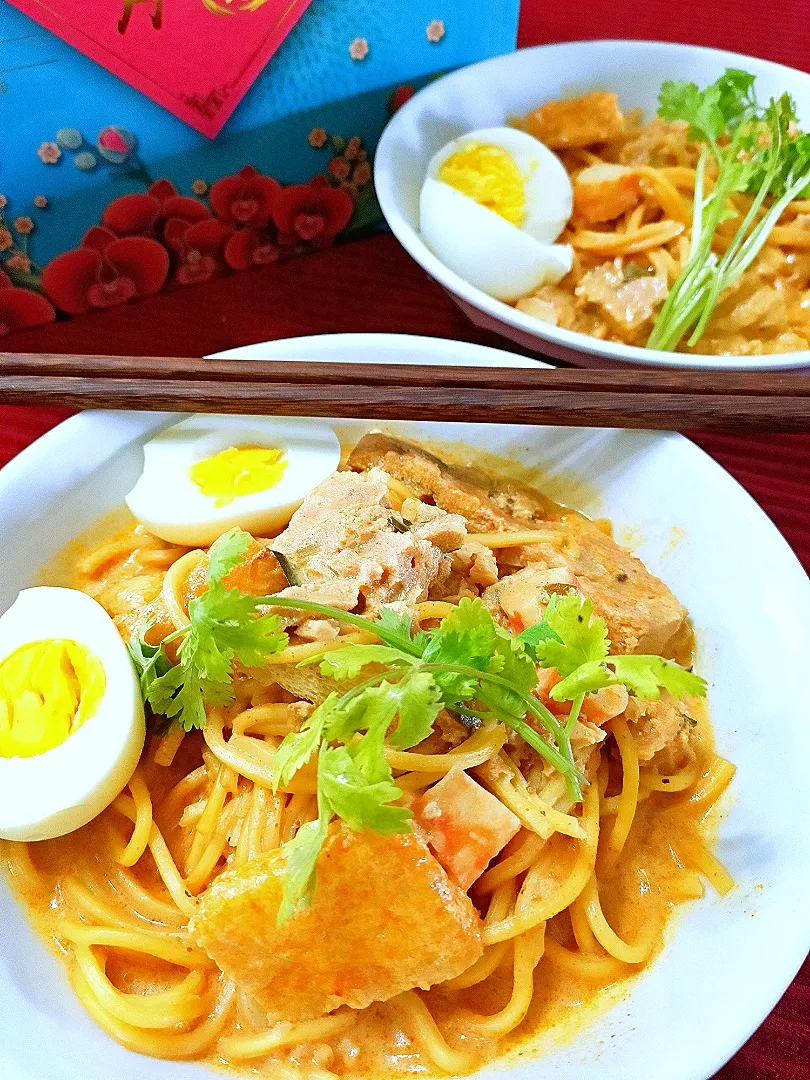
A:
[[128, 529, 288, 731], [647, 69, 810, 352]]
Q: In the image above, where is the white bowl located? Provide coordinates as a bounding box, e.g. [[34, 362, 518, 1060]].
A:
[[1, 332, 809, 1080], [375, 40, 810, 371]]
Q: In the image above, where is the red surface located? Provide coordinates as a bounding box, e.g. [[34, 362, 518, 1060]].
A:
[[1, 3, 809, 1077]]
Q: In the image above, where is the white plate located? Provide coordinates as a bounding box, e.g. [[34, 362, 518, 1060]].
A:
[[375, 40, 810, 371], [1, 333, 809, 1080]]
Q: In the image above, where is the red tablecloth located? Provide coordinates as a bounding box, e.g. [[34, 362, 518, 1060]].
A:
[[1, 4, 809, 1077]]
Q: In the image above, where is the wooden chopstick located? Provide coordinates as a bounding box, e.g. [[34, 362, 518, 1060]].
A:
[[1, 352, 809, 431]]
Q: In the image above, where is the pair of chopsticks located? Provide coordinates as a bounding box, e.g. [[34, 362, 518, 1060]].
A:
[[1, 351, 809, 432]]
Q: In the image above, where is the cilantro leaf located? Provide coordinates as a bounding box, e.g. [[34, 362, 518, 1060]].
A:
[[147, 662, 208, 731], [384, 671, 443, 749], [277, 808, 328, 925], [525, 592, 609, 676], [310, 644, 416, 680], [326, 682, 400, 745], [127, 619, 173, 701], [550, 654, 707, 702], [650, 69, 810, 351], [206, 527, 253, 584], [272, 694, 336, 791], [318, 745, 411, 834], [658, 69, 756, 148], [347, 715, 393, 785], [421, 597, 498, 703], [134, 533, 287, 732], [374, 606, 430, 654], [519, 621, 562, 648], [375, 606, 414, 641], [479, 626, 538, 720], [610, 656, 707, 700]]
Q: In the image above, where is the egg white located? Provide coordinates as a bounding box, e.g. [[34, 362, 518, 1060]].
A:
[[420, 126, 574, 302], [125, 416, 342, 547], [0, 588, 145, 842]]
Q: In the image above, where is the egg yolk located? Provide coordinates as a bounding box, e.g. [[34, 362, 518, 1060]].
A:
[[0, 640, 106, 759], [438, 143, 526, 226], [189, 445, 288, 507]]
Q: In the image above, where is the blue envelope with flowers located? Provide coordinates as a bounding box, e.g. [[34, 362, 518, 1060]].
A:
[[0, 0, 518, 331]]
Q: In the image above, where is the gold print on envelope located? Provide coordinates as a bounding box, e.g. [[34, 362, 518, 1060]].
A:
[[118, 0, 275, 33]]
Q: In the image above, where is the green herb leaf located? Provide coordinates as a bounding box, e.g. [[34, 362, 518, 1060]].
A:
[[650, 69, 810, 352], [206, 527, 253, 584], [277, 809, 329, 925], [388, 515, 413, 533], [421, 597, 498, 703], [272, 694, 336, 791], [525, 592, 609, 676], [311, 644, 416, 680], [147, 663, 208, 731], [318, 745, 411, 834], [480, 626, 539, 720], [384, 671, 443, 748], [518, 621, 562, 648], [135, 532, 288, 732], [551, 654, 707, 702], [374, 606, 429, 653], [127, 619, 173, 700]]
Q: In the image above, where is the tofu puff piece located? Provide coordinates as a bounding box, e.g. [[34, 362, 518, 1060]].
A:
[[346, 434, 688, 658], [522, 92, 626, 149], [190, 823, 483, 1021]]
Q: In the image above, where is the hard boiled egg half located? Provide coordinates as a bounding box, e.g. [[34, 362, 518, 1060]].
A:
[[0, 587, 145, 842], [126, 415, 341, 547], [419, 126, 574, 301]]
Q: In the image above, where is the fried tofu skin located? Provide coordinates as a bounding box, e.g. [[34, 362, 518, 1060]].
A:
[[524, 91, 626, 149], [189, 823, 483, 1021]]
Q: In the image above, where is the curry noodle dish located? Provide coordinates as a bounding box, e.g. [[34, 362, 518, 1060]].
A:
[[0, 421, 735, 1078]]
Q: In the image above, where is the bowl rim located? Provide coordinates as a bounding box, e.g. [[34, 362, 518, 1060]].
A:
[[374, 38, 810, 371], [1, 332, 810, 1080]]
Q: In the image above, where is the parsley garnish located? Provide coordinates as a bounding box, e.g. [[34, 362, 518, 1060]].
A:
[[648, 69, 810, 352], [128, 528, 288, 731]]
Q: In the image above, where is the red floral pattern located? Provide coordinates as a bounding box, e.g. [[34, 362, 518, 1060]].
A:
[[209, 166, 281, 228], [0, 271, 55, 335], [273, 178, 353, 247], [14, 157, 364, 320], [225, 227, 284, 270], [42, 228, 169, 314], [174, 219, 233, 285]]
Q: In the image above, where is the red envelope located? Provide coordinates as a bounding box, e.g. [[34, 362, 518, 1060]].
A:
[[7, 0, 313, 137]]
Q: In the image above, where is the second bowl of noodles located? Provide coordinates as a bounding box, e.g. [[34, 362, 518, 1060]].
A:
[[375, 40, 810, 369]]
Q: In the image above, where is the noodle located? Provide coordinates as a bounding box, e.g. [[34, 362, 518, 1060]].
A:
[[467, 925, 546, 1037], [395, 992, 478, 1075]]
